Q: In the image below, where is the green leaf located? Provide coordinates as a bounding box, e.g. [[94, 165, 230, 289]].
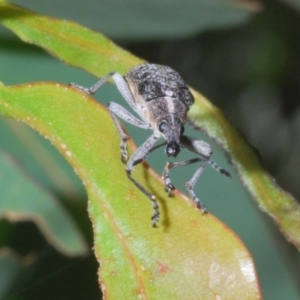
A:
[[0, 150, 87, 256], [0, 2, 298, 252], [11, 0, 261, 40], [0, 81, 260, 299]]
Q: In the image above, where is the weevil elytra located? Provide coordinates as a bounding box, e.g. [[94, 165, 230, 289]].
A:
[[71, 63, 230, 227]]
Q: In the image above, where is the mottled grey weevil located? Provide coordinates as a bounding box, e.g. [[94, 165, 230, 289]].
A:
[[71, 63, 230, 227]]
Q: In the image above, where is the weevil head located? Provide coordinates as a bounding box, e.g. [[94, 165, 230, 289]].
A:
[[157, 116, 185, 157]]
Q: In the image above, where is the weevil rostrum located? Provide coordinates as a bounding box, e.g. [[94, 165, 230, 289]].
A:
[[71, 63, 231, 227]]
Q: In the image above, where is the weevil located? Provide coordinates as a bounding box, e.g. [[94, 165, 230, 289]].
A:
[[71, 63, 230, 227]]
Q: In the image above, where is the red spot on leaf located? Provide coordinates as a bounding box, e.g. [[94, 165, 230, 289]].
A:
[[157, 261, 172, 274]]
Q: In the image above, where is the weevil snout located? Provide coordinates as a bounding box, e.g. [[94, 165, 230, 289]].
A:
[[158, 115, 184, 157]]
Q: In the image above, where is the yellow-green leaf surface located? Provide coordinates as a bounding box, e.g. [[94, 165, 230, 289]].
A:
[[0, 2, 299, 251], [0, 83, 260, 299]]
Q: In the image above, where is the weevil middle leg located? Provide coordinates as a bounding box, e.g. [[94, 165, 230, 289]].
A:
[[108, 102, 150, 163]]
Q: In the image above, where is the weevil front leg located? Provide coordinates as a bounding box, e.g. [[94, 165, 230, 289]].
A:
[[185, 161, 209, 212], [162, 135, 230, 211], [126, 134, 160, 227], [162, 158, 208, 211], [180, 135, 231, 177], [108, 102, 150, 163], [162, 158, 201, 197]]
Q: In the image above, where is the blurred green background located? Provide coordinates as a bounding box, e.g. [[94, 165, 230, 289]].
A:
[[1, 0, 300, 299]]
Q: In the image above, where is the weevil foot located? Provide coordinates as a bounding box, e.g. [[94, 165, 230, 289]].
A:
[[164, 183, 175, 197], [194, 198, 207, 214]]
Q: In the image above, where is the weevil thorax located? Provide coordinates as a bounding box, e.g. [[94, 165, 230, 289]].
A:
[[125, 63, 194, 157]]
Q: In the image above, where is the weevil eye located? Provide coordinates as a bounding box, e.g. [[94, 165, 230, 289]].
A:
[[166, 141, 180, 157], [158, 121, 167, 133]]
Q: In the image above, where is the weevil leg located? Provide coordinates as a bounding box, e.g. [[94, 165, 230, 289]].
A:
[[70, 72, 141, 116], [126, 134, 160, 227], [162, 157, 208, 211], [108, 102, 150, 163], [180, 135, 231, 178], [161, 135, 231, 211], [162, 158, 201, 197], [70, 72, 115, 94], [108, 102, 150, 129], [185, 161, 208, 212], [109, 111, 129, 164]]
